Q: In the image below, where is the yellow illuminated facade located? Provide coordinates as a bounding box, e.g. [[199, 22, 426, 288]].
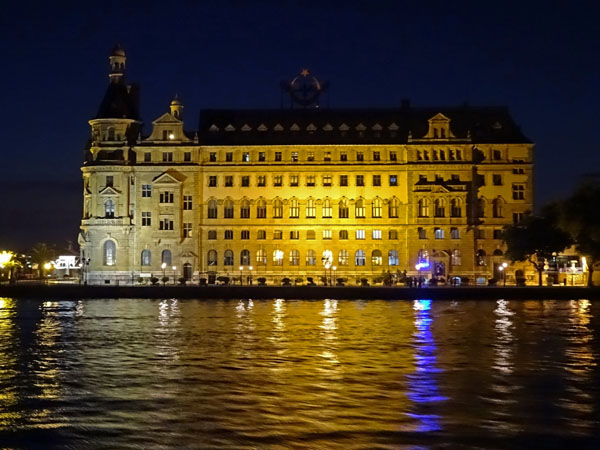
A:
[[79, 47, 534, 285]]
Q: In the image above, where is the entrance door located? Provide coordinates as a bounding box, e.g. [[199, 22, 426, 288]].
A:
[[183, 263, 192, 281]]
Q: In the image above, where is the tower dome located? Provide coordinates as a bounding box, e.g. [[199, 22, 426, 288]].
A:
[[170, 95, 183, 119], [109, 44, 126, 83]]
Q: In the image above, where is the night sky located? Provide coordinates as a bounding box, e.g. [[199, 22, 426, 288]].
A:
[[1, 1, 599, 251]]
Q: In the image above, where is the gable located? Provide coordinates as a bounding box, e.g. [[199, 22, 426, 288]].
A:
[[99, 186, 120, 196], [152, 112, 182, 125], [153, 170, 186, 184]]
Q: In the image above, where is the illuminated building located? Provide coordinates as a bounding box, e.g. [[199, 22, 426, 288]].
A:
[[79, 46, 534, 285]]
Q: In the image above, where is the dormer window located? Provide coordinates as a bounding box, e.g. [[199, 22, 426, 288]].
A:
[[426, 113, 454, 140]]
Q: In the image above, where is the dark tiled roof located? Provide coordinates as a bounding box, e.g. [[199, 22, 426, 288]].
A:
[[197, 106, 530, 145], [95, 82, 140, 120]]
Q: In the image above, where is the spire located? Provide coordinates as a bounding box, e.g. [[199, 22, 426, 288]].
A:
[[109, 44, 126, 84], [170, 94, 183, 119]]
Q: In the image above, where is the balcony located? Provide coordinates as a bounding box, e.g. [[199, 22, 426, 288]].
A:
[[81, 217, 131, 226]]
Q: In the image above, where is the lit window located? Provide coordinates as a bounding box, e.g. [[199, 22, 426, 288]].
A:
[[240, 199, 250, 218], [451, 250, 461, 266], [338, 250, 349, 266], [291, 152, 298, 162], [306, 199, 316, 218], [372, 229, 382, 239], [388, 250, 399, 266], [355, 250, 366, 266], [435, 228, 445, 239], [290, 175, 299, 187], [389, 198, 399, 218], [183, 223, 192, 238], [208, 250, 217, 266], [141, 212, 151, 226], [355, 199, 365, 218], [141, 250, 151, 266], [306, 175, 316, 186], [389, 175, 398, 186], [323, 175, 332, 186], [207, 200, 218, 218], [273, 250, 284, 266], [289, 249, 300, 265], [142, 184, 152, 198], [372, 198, 382, 218], [224, 250, 234, 266], [274, 175, 283, 187], [256, 200, 267, 218], [224, 199, 234, 218], [256, 249, 267, 265], [257, 175, 266, 187], [324, 151, 331, 162], [450, 227, 460, 239], [323, 230, 332, 240], [289, 199, 299, 218], [242, 152, 250, 162], [104, 199, 115, 218], [104, 240, 116, 266], [306, 249, 316, 266], [322, 199, 332, 218], [290, 230, 299, 240], [371, 250, 382, 266], [356, 229, 365, 240], [418, 199, 429, 217], [307, 151, 315, 161]]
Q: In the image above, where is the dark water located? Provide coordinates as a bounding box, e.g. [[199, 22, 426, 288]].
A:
[[0, 298, 599, 449]]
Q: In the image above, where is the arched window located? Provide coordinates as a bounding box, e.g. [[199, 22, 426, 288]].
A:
[[208, 199, 218, 218], [388, 250, 399, 266], [306, 249, 316, 266], [273, 249, 284, 266], [183, 262, 192, 280], [240, 249, 250, 265], [224, 250, 234, 266], [104, 240, 116, 266], [371, 250, 382, 266], [161, 250, 172, 266], [476, 249, 486, 266], [273, 199, 283, 218], [372, 198, 382, 218], [322, 250, 333, 266], [493, 249, 504, 256], [306, 199, 316, 218], [240, 199, 250, 218], [451, 249, 462, 266], [256, 199, 266, 218], [355, 250, 366, 266], [450, 199, 462, 217], [141, 249, 151, 266], [492, 198, 503, 218], [322, 198, 332, 218], [338, 250, 349, 266], [418, 199, 429, 217], [289, 249, 300, 265], [339, 199, 349, 218], [208, 249, 217, 266], [224, 199, 234, 218], [289, 198, 299, 218], [434, 199, 445, 217], [355, 199, 365, 218], [389, 198, 399, 218], [256, 249, 267, 265], [107, 127, 115, 141], [104, 199, 115, 218]]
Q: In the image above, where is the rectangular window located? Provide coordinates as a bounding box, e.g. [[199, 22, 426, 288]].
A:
[[339, 230, 348, 239], [418, 227, 426, 239], [306, 202, 316, 218], [258, 152, 266, 162], [224, 230, 233, 240], [159, 191, 174, 203], [389, 229, 398, 240], [456, 149, 462, 160], [390, 151, 397, 161], [208, 176, 217, 187], [513, 168, 525, 174], [356, 175, 364, 186], [322, 230, 332, 240], [289, 201, 300, 218], [183, 195, 192, 210], [225, 176, 233, 187], [372, 229, 382, 240], [184, 152, 192, 162], [208, 230, 217, 240], [373, 151, 380, 161], [306, 230, 316, 240], [141, 212, 151, 226], [242, 152, 250, 162], [512, 184, 525, 200], [106, 176, 113, 187], [493, 174, 502, 186], [274, 175, 283, 187], [322, 201, 332, 218], [340, 152, 347, 161], [142, 184, 152, 197], [323, 175, 332, 186], [290, 175, 299, 187], [274, 230, 283, 240], [307, 151, 315, 161], [493, 149, 502, 160], [208, 203, 217, 218], [389, 175, 398, 186], [451, 227, 460, 239], [275, 152, 282, 161], [226, 152, 233, 162], [209, 152, 217, 162], [356, 152, 364, 161], [257, 175, 266, 186], [493, 229, 503, 240], [373, 175, 381, 186], [324, 151, 331, 162], [356, 229, 365, 240], [162, 152, 173, 162], [159, 218, 174, 230], [144, 152, 151, 162], [290, 230, 299, 240], [435, 228, 445, 239], [241, 230, 250, 239], [183, 222, 192, 238], [257, 230, 266, 239], [340, 175, 348, 186], [513, 212, 524, 224], [306, 175, 316, 186], [291, 151, 298, 162], [241, 176, 250, 187]]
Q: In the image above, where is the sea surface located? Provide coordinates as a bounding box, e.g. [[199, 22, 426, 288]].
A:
[[0, 297, 599, 449]]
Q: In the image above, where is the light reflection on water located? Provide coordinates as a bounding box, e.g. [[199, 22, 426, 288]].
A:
[[0, 298, 598, 449]]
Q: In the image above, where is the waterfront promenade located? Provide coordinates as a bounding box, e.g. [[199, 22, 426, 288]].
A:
[[0, 284, 597, 300]]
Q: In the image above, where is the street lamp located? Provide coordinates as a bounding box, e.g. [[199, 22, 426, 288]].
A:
[[161, 262, 167, 285], [239, 266, 244, 285], [502, 262, 508, 286], [249, 266, 253, 285], [172, 266, 177, 285]]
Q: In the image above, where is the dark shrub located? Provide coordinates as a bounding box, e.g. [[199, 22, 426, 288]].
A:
[[281, 277, 292, 286], [150, 276, 159, 285], [257, 277, 267, 286], [488, 278, 498, 286]]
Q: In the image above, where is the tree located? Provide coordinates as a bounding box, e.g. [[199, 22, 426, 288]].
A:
[[557, 182, 600, 286], [30, 243, 58, 279], [504, 211, 572, 286], [0, 251, 21, 283]]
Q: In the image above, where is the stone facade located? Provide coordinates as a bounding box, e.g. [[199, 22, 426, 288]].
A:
[[79, 47, 534, 285]]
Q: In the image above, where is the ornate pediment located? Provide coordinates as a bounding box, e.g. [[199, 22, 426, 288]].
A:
[[99, 186, 120, 196], [153, 170, 186, 184], [152, 112, 182, 125]]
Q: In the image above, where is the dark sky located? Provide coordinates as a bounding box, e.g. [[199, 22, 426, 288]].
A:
[[1, 0, 599, 251]]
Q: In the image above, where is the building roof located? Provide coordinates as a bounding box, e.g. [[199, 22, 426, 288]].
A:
[[95, 82, 140, 120], [197, 106, 530, 145]]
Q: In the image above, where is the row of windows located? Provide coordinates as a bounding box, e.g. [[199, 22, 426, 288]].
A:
[[416, 149, 463, 161], [206, 198, 401, 219], [139, 151, 192, 163], [140, 249, 174, 266], [416, 198, 464, 218], [207, 229, 403, 241], [416, 227, 504, 240], [208, 150, 399, 163], [207, 249, 401, 267], [208, 173, 400, 188]]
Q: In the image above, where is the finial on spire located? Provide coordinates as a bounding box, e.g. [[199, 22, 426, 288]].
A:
[[170, 94, 183, 119]]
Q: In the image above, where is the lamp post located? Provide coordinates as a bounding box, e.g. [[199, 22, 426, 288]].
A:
[[172, 265, 177, 285], [239, 266, 244, 285], [161, 262, 167, 285], [332, 266, 337, 286], [249, 266, 253, 285], [502, 262, 508, 286], [275, 250, 284, 284]]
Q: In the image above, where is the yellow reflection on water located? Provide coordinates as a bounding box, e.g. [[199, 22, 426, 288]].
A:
[[493, 299, 515, 375], [319, 299, 339, 365], [0, 298, 20, 428]]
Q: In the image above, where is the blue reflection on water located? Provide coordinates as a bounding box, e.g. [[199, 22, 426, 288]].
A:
[[406, 299, 446, 432]]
